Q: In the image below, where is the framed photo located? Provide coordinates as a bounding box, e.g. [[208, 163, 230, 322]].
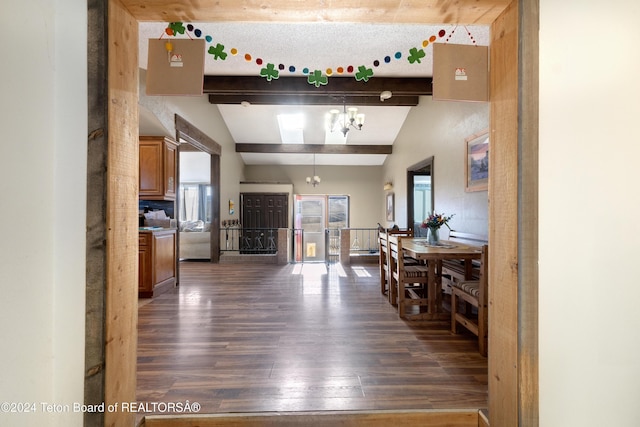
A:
[[386, 193, 395, 221], [465, 129, 489, 192]]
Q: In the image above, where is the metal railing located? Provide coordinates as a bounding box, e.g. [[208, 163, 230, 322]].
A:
[[220, 227, 278, 254], [348, 228, 380, 256], [219, 226, 380, 262], [326, 228, 340, 264]]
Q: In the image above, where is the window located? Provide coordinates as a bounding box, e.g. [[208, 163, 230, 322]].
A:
[[179, 184, 212, 223]]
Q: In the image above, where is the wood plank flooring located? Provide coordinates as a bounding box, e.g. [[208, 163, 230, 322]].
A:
[[136, 261, 487, 416]]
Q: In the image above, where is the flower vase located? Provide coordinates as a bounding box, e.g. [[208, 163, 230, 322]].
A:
[[427, 227, 440, 245]]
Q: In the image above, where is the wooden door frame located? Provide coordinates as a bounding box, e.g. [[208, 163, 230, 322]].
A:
[[406, 156, 434, 234], [98, 1, 538, 426], [175, 114, 222, 263]]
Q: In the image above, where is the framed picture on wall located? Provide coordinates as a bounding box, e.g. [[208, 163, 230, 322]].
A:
[[465, 129, 489, 192], [386, 193, 395, 221]]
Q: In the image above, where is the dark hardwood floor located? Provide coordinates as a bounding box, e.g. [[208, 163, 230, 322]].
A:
[[136, 261, 487, 415]]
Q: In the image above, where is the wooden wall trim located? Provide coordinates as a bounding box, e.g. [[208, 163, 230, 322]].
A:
[[120, 0, 510, 24], [85, 1, 108, 425], [518, 0, 540, 425], [105, 0, 139, 425], [210, 154, 221, 263], [489, 1, 520, 426], [175, 114, 222, 156]]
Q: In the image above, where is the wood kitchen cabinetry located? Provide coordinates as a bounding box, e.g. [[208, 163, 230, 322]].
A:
[[139, 229, 176, 298], [139, 136, 178, 201]]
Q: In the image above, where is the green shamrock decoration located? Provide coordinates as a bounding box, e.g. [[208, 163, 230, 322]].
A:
[[168, 22, 186, 35], [208, 43, 228, 60], [355, 65, 374, 82], [408, 47, 426, 64], [260, 63, 280, 81], [307, 70, 328, 87]]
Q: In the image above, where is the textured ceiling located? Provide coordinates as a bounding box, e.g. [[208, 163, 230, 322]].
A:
[[138, 22, 490, 78]]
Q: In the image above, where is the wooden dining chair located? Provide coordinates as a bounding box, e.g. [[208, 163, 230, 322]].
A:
[[378, 230, 391, 296], [451, 244, 489, 356], [378, 228, 417, 305], [388, 234, 430, 319]]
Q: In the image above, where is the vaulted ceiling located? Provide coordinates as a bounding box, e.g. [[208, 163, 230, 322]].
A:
[[131, 1, 508, 165]]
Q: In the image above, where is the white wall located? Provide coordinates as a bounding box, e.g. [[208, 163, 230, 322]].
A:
[[539, 2, 640, 426], [382, 96, 489, 235], [0, 0, 86, 426]]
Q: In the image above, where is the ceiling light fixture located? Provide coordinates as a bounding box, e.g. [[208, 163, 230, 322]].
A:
[[306, 153, 321, 187], [326, 98, 365, 137]]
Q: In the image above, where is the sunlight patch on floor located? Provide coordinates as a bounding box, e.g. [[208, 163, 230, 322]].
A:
[[351, 266, 372, 277], [290, 263, 328, 277], [331, 263, 348, 277]]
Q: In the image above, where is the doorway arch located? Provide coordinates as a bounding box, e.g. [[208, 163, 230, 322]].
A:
[[407, 156, 434, 236], [175, 114, 221, 263], [95, 2, 538, 426]]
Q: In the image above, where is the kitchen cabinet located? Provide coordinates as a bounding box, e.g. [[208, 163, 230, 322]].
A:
[[139, 136, 178, 201], [139, 228, 176, 298]]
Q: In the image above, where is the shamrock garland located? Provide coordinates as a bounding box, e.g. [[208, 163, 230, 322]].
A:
[[408, 47, 426, 64], [355, 66, 374, 82], [260, 63, 279, 82], [209, 43, 227, 60], [307, 70, 328, 87], [162, 23, 449, 87]]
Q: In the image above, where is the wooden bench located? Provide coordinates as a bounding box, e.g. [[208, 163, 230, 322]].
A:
[[441, 231, 488, 284], [451, 244, 489, 356]]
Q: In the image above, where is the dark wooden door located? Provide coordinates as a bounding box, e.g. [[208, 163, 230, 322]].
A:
[[240, 193, 288, 253]]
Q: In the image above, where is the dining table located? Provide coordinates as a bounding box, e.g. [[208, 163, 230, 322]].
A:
[[400, 237, 483, 320]]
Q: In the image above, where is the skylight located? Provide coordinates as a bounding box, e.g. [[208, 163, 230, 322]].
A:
[[277, 113, 304, 144]]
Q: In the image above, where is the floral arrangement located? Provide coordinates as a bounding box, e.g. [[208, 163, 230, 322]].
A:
[[421, 212, 454, 230]]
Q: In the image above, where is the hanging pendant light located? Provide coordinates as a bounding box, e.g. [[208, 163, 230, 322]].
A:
[[306, 153, 321, 187]]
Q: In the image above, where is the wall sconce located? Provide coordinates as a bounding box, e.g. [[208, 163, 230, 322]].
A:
[[383, 182, 393, 191]]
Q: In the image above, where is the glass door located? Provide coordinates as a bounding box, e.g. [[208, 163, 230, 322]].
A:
[[327, 195, 349, 262], [294, 195, 326, 262]]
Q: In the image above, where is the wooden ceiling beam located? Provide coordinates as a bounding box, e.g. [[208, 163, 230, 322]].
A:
[[236, 143, 392, 155], [208, 94, 420, 106], [206, 76, 430, 105], [204, 76, 432, 97]]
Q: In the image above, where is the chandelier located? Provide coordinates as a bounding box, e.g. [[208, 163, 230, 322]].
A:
[[306, 153, 321, 187], [326, 99, 365, 137]]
